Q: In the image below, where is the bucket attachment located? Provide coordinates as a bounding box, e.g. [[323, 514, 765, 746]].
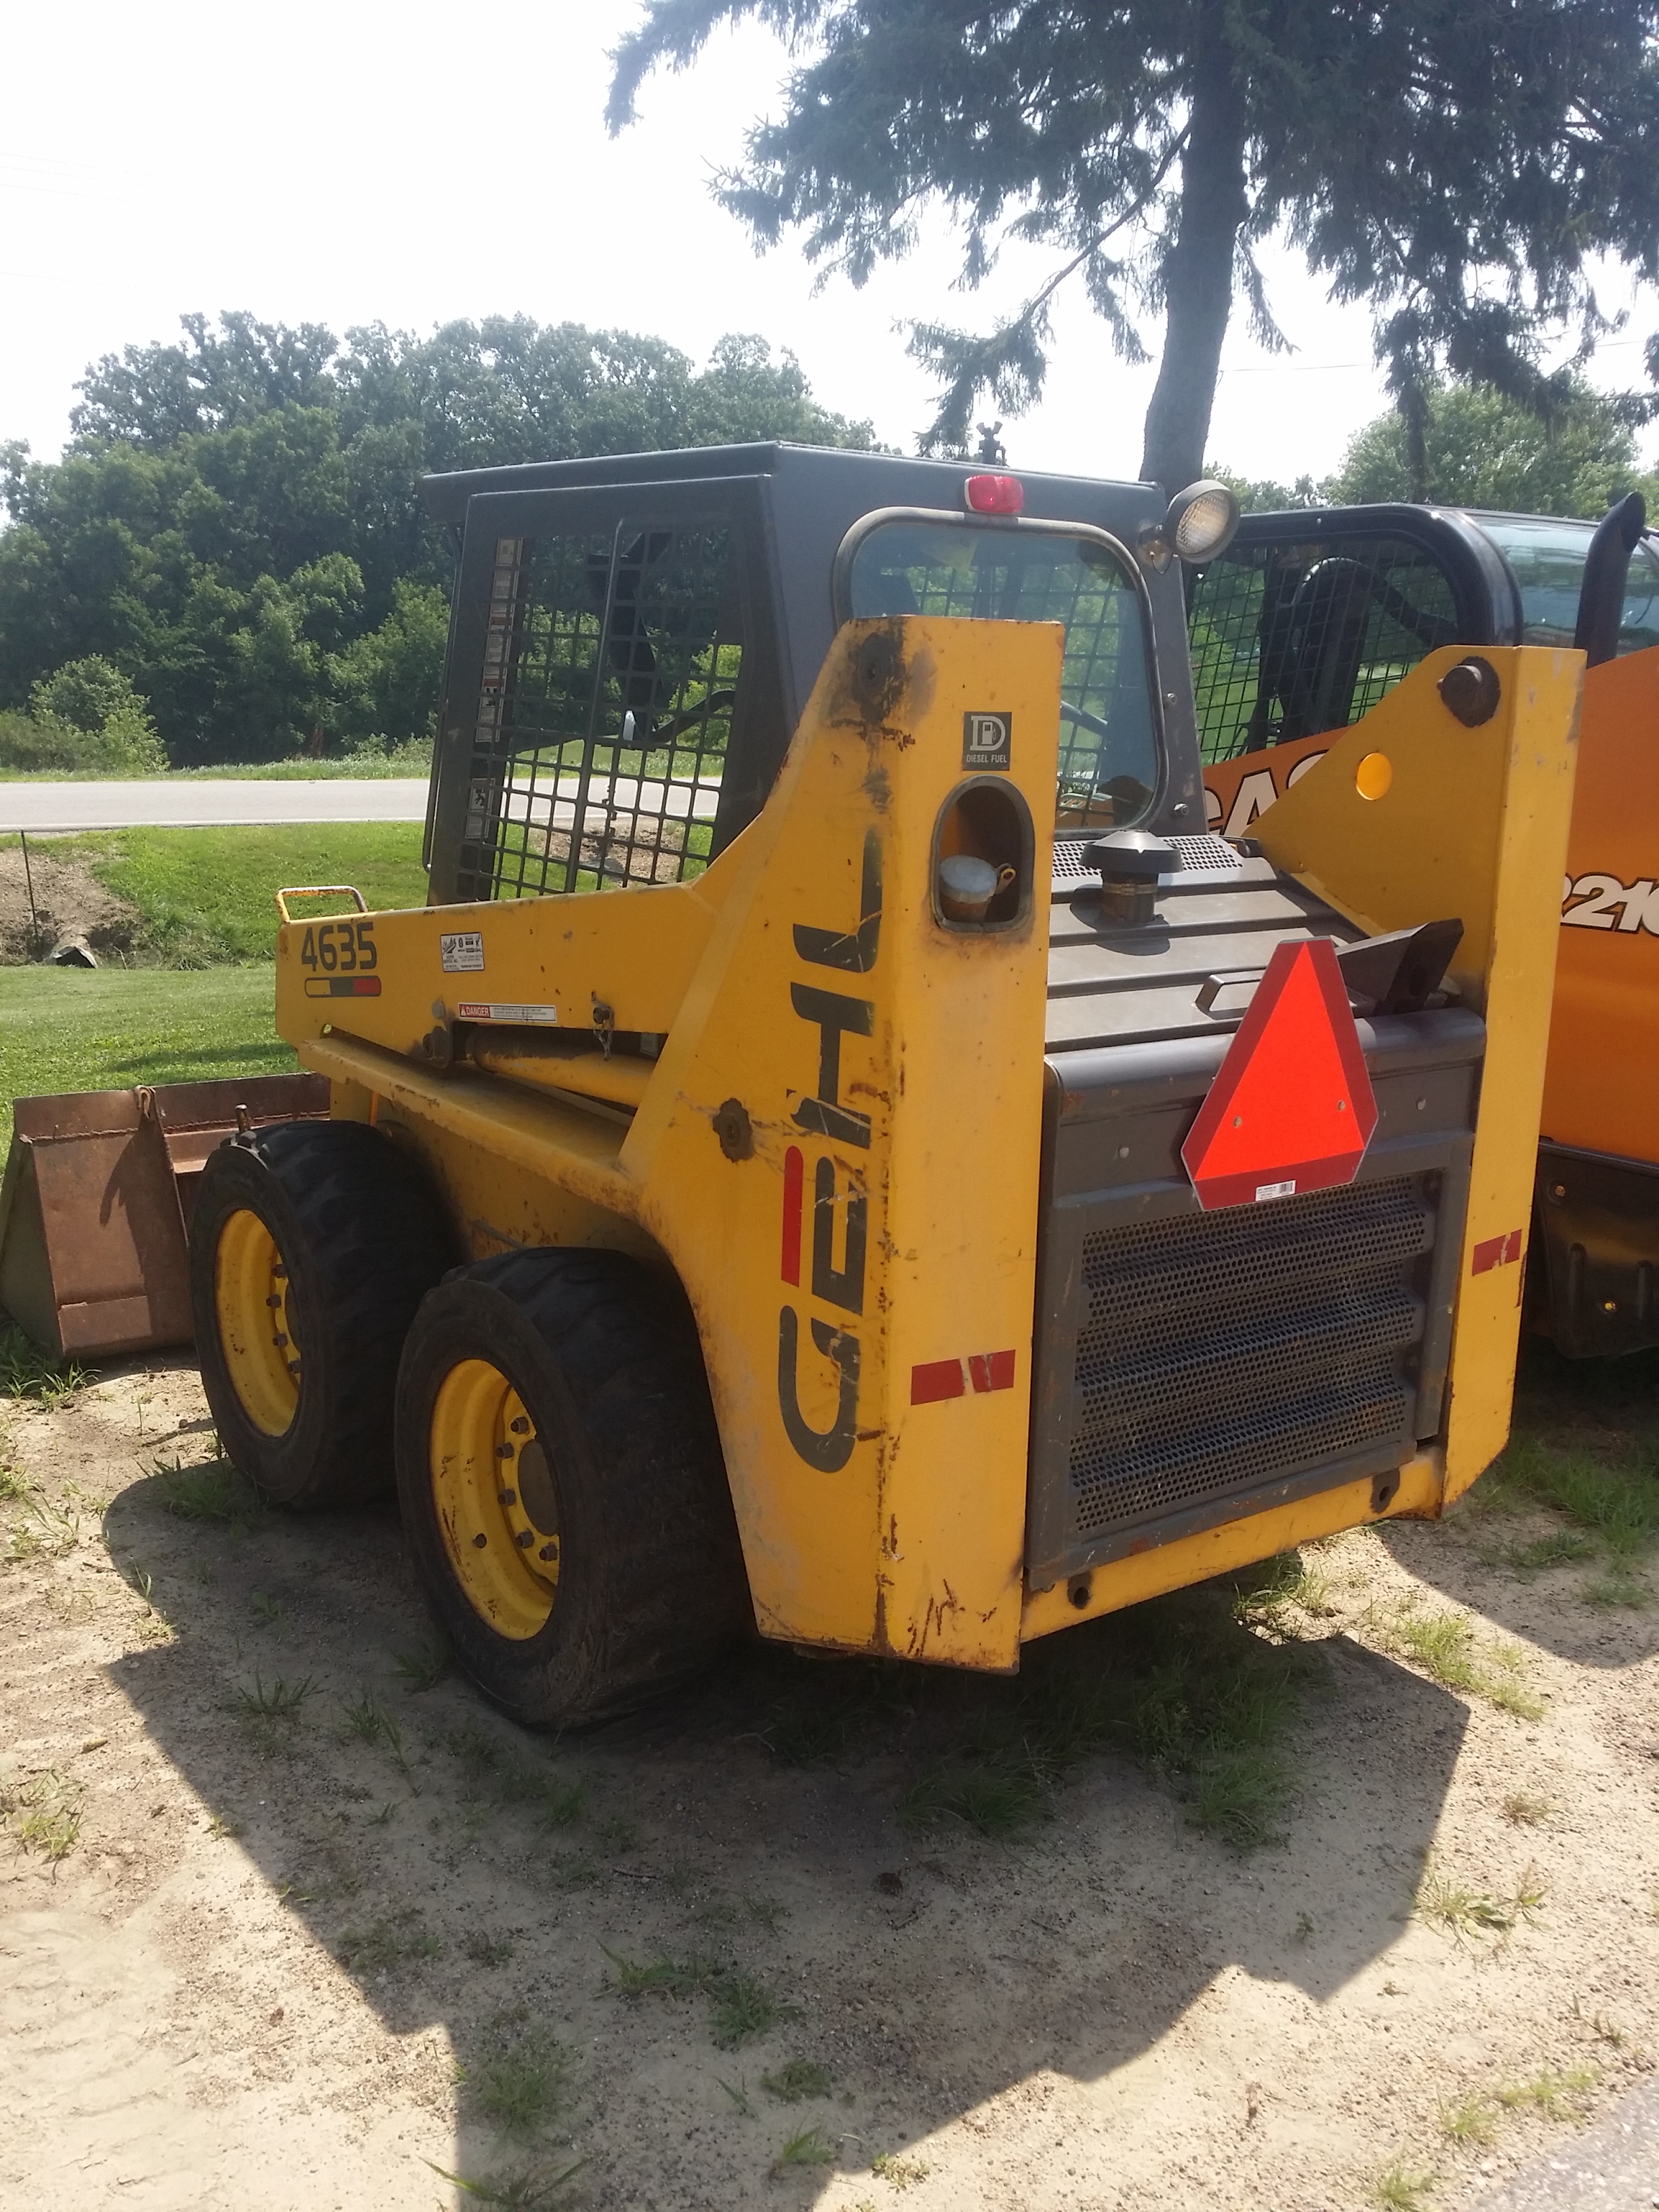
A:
[[0, 1074, 329, 1361]]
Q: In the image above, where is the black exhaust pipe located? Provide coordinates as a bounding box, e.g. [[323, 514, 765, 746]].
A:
[[1573, 491, 1647, 668]]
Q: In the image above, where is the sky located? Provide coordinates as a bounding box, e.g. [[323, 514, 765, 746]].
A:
[[3, 0, 1656, 488]]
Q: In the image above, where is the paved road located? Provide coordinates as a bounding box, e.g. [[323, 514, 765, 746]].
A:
[[0, 781, 431, 832], [1473, 2076, 1659, 2212]]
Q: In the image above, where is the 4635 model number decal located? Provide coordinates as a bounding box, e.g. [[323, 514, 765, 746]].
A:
[[1561, 872, 1659, 933], [299, 918, 382, 999]]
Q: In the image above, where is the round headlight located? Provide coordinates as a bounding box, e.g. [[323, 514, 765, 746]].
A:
[[1166, 480, 1241, 563]]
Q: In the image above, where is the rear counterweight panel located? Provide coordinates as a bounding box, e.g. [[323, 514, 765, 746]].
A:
[[1027, 1009, 1483, 1586]]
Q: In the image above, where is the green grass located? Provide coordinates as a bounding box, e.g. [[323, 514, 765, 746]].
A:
[[0, 966, 295, 1153], [69, 823, 428, 963], [600, 1946, 787, 2050], [1372, 2164, 1435, 2211], [1439, 2092, 1499, 2145], [1378, 1599, 1544, 1719], [151, 1456, 259, 1527], [0, 1320, 91, 1406], [393, 1637, 451, 1693], [426, 2162, 583, 2209], [0, 1768, 83, 1860], [1494, 2064, 1597, 2118], [1416, 1855, 1546, 1941], [1495, 1435, 1659, 1563], [335, 1910, 443, 1972], [464, 2024, 577, 2139], [761, 2060, 833, 2102], [773, 2125, 834, 2170], [762, 1581, 1311, 1851]]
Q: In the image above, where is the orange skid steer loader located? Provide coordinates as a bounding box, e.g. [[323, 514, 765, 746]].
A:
[[1, 447, 1580, 1726], [1192, 494, 1658, 1358]]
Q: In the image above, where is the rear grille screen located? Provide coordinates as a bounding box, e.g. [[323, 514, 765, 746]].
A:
[[1067, 1175, 1433, 1540]]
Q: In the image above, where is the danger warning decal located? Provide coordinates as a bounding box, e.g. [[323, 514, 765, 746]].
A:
[[1181, 937, 1378, 1210]]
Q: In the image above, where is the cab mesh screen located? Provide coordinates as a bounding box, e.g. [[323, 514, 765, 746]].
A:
[[1190, 535, 1461, 763], [457, 525, 739, 901], [1067, 1175, 1433, 1541]]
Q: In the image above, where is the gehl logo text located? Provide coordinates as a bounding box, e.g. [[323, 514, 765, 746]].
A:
[[777, 833, 881, 1471]]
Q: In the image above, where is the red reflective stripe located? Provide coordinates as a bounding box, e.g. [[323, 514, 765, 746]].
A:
[[781, 1145, 804, 1286], [1472, 1228, 1523, 1275], [968, 1349, 1016, 1393], [911, 1358, 965, 1404]]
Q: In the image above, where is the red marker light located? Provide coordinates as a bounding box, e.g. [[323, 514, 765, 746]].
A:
[[1181, 938, 1377, 1210], [964, 473, 1024, 515]]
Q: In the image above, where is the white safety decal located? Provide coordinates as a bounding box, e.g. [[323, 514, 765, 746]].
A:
[[441, 932, 485, 972]]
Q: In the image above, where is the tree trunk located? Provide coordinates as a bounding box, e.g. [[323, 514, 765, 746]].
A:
[[1138, 29, 1249, 495]]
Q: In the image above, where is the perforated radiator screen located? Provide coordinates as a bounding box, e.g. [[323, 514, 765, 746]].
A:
[[1065, 1175, 1433, 1542]]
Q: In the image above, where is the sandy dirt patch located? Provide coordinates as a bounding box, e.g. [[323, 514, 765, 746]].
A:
[[1, 1353, 1656, 2212], [0, 839, 139, 962]]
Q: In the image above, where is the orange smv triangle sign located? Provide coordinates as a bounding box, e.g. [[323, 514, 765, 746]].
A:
[[1181, 937, 1378, 1211]]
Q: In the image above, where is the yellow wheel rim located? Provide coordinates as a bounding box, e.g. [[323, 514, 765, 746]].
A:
[[215, 1208, 301, 1437], [430, 1359, 560, 1640]]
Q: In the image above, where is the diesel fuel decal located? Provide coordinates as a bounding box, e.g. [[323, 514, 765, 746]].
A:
[[963, 711, 1012, 771], [777, 839, 883, 1472]]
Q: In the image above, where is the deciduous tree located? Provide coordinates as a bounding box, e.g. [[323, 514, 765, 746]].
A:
[[1, 315, 875, 761]]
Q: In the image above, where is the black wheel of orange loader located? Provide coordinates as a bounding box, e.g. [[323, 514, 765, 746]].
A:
[[189, 1122, 454, 1509], [393, 1248, 750, 1726]]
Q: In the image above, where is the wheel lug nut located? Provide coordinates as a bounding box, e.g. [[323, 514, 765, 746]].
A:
[[497, 1489, 516, 1507], [472, 1533, 487, 1549], [515, 1530, 534, 1549]]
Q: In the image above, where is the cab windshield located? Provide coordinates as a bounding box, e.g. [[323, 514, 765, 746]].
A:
[[1473, 514, 1659, 654], [846, 520, 1160, 830]]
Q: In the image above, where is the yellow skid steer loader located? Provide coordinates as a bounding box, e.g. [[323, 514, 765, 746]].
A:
[[20, 447, 1586, 1726]]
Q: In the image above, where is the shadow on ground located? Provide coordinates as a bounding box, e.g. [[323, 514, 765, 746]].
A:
[[1376, 1336, 1659, 1669], [89, 1404, 1472, 2203]]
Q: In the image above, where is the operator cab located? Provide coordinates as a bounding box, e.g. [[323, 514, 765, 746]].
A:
[[1191, 500, 1659, 766], [419, 443, 1237, 912]]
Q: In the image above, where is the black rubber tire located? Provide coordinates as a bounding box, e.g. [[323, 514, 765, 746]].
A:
[[394, 1248, 752, 1726], [189, 1122, 455, 1509]]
